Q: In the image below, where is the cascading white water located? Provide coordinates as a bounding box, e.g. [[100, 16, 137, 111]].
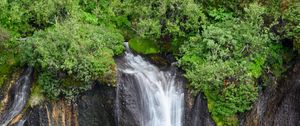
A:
[[116, 43, 184, 126], [0, 68, 33, 126]]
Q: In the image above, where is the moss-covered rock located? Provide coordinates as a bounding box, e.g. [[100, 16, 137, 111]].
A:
[[128, 38, 160, 54], [149, 55, 168, 66], [28, 83, 44, 107]]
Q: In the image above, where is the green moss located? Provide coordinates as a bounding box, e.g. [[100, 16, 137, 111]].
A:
[[28, 82, 44, 107], [0, 50, 17, 87], [128, 38, 160, 54]]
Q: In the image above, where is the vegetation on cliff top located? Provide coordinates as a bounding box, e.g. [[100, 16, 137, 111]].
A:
[[177, 3, 275, 125], [0, 0, 124, 100], [21, 20, 124, 85]]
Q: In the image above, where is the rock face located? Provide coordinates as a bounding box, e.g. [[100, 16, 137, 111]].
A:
[[24, 84, 116, 126], [26, 100, 78, 126], [77, 84, 116, 126], [115, 73, 143, 126], [241, 61, 300, 126], [184, 91, 215, 126]]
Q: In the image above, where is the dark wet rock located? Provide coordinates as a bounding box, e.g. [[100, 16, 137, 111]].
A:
[[184, 91, 215, 126], [115, 73, 143, 126], [190, 93, 215, 126], [148, 55, 168, 67], [25, 84, 116, 126], [77, 84, 116, 126], [241, 61, 300, 126], [25, 105, 49, 126], [25, 101, 76, 126]]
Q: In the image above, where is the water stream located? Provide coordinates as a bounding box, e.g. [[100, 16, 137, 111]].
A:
[[0, 67, 33, 126], [116, 43, 184, 126]]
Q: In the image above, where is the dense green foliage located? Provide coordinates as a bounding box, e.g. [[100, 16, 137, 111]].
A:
[[178, 3, 276, 124], [283, 2, 300, 52], [21, 20, 124, 99], [0, 0, 77, 35], [0, 0, 299, 125], [37, 71, 90, 100], [0, 0, 124, 100], [0, 27, 19, 87], [200, 0, 255, 16], [21, 20, 124, 84], [113, 0, 206, 54]]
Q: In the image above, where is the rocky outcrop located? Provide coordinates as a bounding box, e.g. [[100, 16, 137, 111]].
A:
[[241, 61, 300, 126], [77, 84, 116, 126], [115, 73, 143, 126], [184, 91, 215, 126], [23, 84, 116, 126], [25, 100, 78, 126]]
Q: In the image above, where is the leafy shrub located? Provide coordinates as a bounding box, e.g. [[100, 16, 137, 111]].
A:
[[207, 8, 233, 22], [37, 71, 91, 100], [20, 20, 124, 85], [283, 2, 300, 52], [113, 0, 206, 54], [0, 0, 78, 35], [198, 0, 254, 15], [0, 39, 18, 87], [178, 3, 280, 125], [78, 0, 117, 27], [206, 84, 258, 125], [37, 72, 61, 100]]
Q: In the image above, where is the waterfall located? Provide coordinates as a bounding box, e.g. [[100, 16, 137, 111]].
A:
[[0, 67, 33, 126], [116, 43, 184, 126]]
